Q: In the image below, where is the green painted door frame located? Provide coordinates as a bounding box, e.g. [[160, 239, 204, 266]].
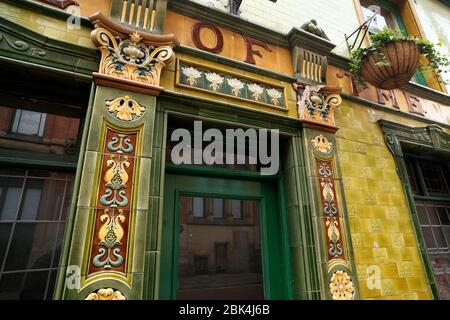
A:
[[159, 169, 294, 299]]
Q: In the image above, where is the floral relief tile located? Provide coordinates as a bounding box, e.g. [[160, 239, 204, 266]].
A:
[[179, 63, 286, 107]]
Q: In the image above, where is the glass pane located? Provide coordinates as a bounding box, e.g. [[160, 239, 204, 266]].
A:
[[443, 226, 450, 250], [0, 177, 23, 221], [417, 206, 429, 225], [52, 222, 66, 268], [192, 197, 204, 218], [19, 178, 67, 221], [0, 271, 49, 300], [0, 223, 12, 267], [13, 109, 43, 136], [428, 207, 441, 225], [213, 198, 224, 218], [4, 223, 58, 271], [178, 197, 262, 299], [231, 200, 242, 219], [404, 159, 419, 194], [422, 226, 436, 249], [19, 187, 42, 220], [419, 161, 449, 194], [432, 227, 448, 249], [45, 270, 57, 300], [60, 179, 73, 221], [165, 119, 265, 173], [437, 207, 450, 225]]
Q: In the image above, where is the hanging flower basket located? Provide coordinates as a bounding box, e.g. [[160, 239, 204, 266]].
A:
[[349, 28, 449, 90], [359, 40, 419, 90]]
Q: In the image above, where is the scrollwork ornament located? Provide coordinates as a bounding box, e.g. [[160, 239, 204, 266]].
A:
[[0, 33, 46, 56], [91, 27, 174, 86], [325, 94, 342, 108]]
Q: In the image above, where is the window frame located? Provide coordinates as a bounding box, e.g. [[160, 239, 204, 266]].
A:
[[10, 109, 47, 138], [0, 168, 75, 300]]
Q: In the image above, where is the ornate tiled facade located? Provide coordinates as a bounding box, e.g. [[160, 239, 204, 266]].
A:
[[0, 0, 449, 301]]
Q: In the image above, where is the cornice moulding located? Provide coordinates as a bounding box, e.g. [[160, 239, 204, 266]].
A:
[[89, 12, 180, 48], [4, 0, 92, 27]]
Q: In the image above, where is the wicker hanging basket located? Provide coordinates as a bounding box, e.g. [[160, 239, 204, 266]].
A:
[[359, 40, 420, 90]]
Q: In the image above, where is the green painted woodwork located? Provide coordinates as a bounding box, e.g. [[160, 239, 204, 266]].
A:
[[0, 16, 99, 76], [144, 95, 322, 300], [0, 149, 77, 169], [281, 134, 322, 299], [379, 119, 450, 300], [159, 92, 299, 135], [159, 173, 293, 299]]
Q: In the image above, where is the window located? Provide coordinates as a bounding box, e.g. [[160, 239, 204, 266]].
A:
[[404, 155, 450, 299], [183, 196, 254, 222], [360, 0, 399, 32], [215, 243, 228, 273], [0, 168, 74, 300], [10, 109, 47, 137], [420, 162, 449, 195], [417, 204, 450, 252], [212, 199, 224, 218], [193, 256, 208, 275], [0, 106, 81, 156], [192, 197, 204, 218], [231, 200, 242, 219]]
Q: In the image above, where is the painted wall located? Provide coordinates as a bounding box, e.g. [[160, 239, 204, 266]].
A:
[[335, 100, 434, 299], [189, 0, 361, 45], [414, 0, 450, 92]]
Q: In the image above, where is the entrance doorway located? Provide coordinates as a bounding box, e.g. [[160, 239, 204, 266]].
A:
[[159, 174, 291, 299]]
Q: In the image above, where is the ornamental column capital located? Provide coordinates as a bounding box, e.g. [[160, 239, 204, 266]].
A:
[[294, 83, 342, 127], [89, 12, 179, 96]]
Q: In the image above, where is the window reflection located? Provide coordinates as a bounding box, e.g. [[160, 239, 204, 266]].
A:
[[0, 106, 80, 155], [178, 196, 263, 299], [11, 110, 47, 137], [0, 168, 73, 300]]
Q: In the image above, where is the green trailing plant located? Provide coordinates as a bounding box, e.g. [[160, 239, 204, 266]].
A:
[[349, 28, 449, 87]]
